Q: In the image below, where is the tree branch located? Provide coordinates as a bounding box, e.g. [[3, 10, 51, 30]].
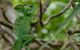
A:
[[44, 0, 73, 25], [0, 20, 13, 29], [1, 7, 12, 24], [38, 0, 44, 26], [0, 26, 16, 46]]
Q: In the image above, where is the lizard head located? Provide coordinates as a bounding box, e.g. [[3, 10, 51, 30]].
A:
[[15, 5, 35, 16]]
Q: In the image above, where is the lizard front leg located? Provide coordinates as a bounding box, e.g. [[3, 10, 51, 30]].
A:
[[22, 35, 35, 50]]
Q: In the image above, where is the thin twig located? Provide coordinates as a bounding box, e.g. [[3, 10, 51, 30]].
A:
[[35, 39, 53, 50], [65, 30, 79, 50], [73, 30, 80, 33], [35, 39, 44, 46], [60, 41, 70, 50], [44, 0, 73, 25], [35, 39, 63, 47], [67, 30, 80, 35], [38, 40, 53, 50], [60, 29, 80, 50], [43, 0, 51, 13]]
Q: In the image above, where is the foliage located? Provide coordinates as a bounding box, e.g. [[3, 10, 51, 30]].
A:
[[12, 0, 80, 50]]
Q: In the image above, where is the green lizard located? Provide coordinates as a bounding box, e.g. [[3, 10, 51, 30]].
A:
[[12, 5, 35, 50]]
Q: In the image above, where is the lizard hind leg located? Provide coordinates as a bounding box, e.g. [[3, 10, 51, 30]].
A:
[[25, 47, 30, 50], [23, 41, 30, 50], [22, 35, 35, 50]]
